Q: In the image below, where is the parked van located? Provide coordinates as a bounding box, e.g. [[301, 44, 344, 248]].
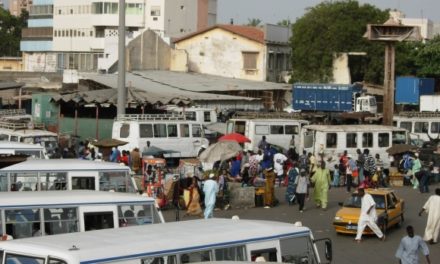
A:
[[300, 124, 409, 168], [112, 114, 209, 157], [0, 218, 332, 264], [166, 106, 218, 124], [0, 141, 48, 159], [393, 112, 440, 143], [226, 113, 309, 151], [0, 190, 163, 240], [0, 110, 58, 157], [0, 159, 137, 193]]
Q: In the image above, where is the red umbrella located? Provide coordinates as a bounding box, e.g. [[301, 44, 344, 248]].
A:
[[218, 133, 251, 143]]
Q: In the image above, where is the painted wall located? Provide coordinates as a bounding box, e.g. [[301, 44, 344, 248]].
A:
[[0, 58, 23, 71], [22, 52, 58, 72], [59, 117, 113, 142], [175, 28, 266, 81]]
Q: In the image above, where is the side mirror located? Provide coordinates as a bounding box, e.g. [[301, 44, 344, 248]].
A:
[[338, 202, 343, 207], [325, 240, 333, 261]]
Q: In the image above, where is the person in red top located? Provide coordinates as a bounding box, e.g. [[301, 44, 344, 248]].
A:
[[120, 150, 130, 166], [339, 150, 348, 186]]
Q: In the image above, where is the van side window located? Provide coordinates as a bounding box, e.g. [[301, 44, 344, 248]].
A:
[[192, 125, 202, 137], [215, 246, 246, 261], [255, 125, 269, 135], [399, 122, 412, 132], [180, 124, 190, 137], [168, 124, 177, 137], [154, 124, 167, 138], [378, 133, 390, 147], [326, 133, 337, 148], [285, 125, 298, 135], [270, 125, 284, 134], [431, 122, 440, 133], [0, 134, 9, 141], [204, 111, 211, 122], [180, 250, 211, 263], [346, 133, 357, 148], [140, 124, 153, 138], [48, 258, 68, 264], [120, 124, 130, 138], [362, 133, 373, 148], [280, 236, 317, 264], [10, 136, 19, 142], [414, 122, 428, 133]]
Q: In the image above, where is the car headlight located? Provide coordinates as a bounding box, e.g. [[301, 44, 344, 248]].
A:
[[334, 216, 342, 221]]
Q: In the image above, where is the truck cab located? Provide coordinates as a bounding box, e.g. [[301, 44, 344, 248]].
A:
[[355, 95, 377, 114]]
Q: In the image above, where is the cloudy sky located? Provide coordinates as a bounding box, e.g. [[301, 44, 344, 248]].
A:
[[218, 0, 440, 25]]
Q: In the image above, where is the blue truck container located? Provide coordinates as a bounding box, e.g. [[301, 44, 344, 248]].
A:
[[395, 76, 435, 105], [292, 83, 363, 112]]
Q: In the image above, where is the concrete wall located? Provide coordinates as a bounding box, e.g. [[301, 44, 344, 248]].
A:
[[127, 30, 172, 71], [0, 58, 23, 71], [170, 49, 188, 72], [175, 28, 266, 81]]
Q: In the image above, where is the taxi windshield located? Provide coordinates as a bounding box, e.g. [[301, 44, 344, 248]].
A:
[[343, 194, 386, 209]]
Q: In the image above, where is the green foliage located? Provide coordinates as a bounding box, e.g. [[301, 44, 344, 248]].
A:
[[277, 19, 292, 27], [0, 8, 28, 56], [290, 0, 388, 83], [246, 18, 262, 27]]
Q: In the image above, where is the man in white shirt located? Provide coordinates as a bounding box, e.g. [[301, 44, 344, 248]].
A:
[[395, 225, 430, 264], [273, 152, 287, 187], [355, 187, 385, 242]]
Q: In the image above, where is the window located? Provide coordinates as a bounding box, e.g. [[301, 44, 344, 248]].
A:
[[84, 211, 114, 231], [399, 121, 412, 132], [304, 131, 313, 149], [0, 134, 8, 140], [378, 133, 390, 147], [215, 246, 246, 261], [43, 208, 78, 235], [142, 256, 177, 264], [120, 124, 130, 138], [10, 136, 19, 142], [280, 237, 317, 264], [414, 122, 429, 133], [5, 209, 40, 239], [153, 124, 167, 138], [362, 133, 373, 148], [48, 258, 68, 264], [346, 133, 357, 148], [140, 124, 153, 138], [431, 122, 440, 133], [167, 124, 178, 137], [118, 204, 158, 226], [5, 254, 44, 264], [270, 125, 284, 134], [180, 124, 190, 137], [285, 125, 298, 135], [41, 172, 67, 190], [180, 250, 211, 263], [71, 177, 95, 190], [192, 124, 202, 137], [326, 133, 337, 148], [10, 172, 38, 191], [151, 6, 161, 16], [204, 111, 211, 122], [242, 52, 258, 69], [255, 125, 269, 135], [393, 131, 407, 144]]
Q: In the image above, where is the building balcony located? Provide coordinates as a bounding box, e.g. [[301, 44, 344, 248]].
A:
[[22, 27, 53, 40]]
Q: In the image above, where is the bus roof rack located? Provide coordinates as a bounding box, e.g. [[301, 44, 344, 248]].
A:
[[0, 120, 45, 130], [115, 113, 191, 121], [398, 111, 440, 118], [0, 109, 27, 117], [232, 111, 318, 120]]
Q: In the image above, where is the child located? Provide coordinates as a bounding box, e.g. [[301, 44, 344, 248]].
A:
[[332, 164, 340, 187], [294, 168, 310, 212]]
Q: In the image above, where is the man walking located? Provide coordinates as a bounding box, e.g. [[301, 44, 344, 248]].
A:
[[418, 188, 440, 244], [203, 173, 219, 219], [395, 225, 431, 264], [355, 187, 385, 242], [310, 161, 331, 210]]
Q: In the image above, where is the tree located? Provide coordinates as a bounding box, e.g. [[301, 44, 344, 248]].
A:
[[277, 19, 292, 27], [0, 8, 28, 57], [290, 0, 388, 83], [246, 18, 261, 27], [414, 36, 440, 78]]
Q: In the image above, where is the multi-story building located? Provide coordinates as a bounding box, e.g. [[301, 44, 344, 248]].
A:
[[21, 0, 217, 72], [8, 0, 33, 16]]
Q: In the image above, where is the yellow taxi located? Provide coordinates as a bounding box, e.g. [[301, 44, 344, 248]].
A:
[[333, 188, 405, 235]]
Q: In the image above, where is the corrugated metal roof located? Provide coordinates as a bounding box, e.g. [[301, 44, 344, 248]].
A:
[[78, 72, 261, 103], [131, 70, 291, 92]]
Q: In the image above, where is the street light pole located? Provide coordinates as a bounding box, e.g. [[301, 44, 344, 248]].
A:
[[117, 0, 126, 116]]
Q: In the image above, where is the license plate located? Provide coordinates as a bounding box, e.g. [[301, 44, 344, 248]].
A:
[[346, 225, 357, 230]]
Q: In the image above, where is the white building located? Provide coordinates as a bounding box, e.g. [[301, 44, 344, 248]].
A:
[[390, 11, 434, 40], [21, 0, 217, 72]]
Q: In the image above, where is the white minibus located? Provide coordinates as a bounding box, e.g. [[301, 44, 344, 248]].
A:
[[0, 142, 48, 159], [393, 112, 440, 143], [112, 114, 209, 157], [0, 159, 137, 193], [0, 218, 332, 264], [0, 190, 164, 240], [300, 124, 409, 168]]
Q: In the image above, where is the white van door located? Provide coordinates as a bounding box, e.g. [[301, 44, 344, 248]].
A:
[[79, 205, 118, 232], [67, 172, 99, 191]]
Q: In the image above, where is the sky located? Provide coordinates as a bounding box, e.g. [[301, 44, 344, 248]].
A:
[[217, 0, 440, 25]]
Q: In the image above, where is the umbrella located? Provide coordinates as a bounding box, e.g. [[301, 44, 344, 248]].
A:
[[91, 138, 128, 148], [199, 141, 242, 163], [142, 146, 180, 156], [386, 144, 418, 155], [218, 133, 251, 143]]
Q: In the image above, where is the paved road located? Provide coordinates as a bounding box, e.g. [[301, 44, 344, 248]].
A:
[[162, 183, 440, 264]]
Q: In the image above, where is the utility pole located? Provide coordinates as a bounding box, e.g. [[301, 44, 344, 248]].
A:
[[364, 18, 421, 126], [117, 0, 126, 116]]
